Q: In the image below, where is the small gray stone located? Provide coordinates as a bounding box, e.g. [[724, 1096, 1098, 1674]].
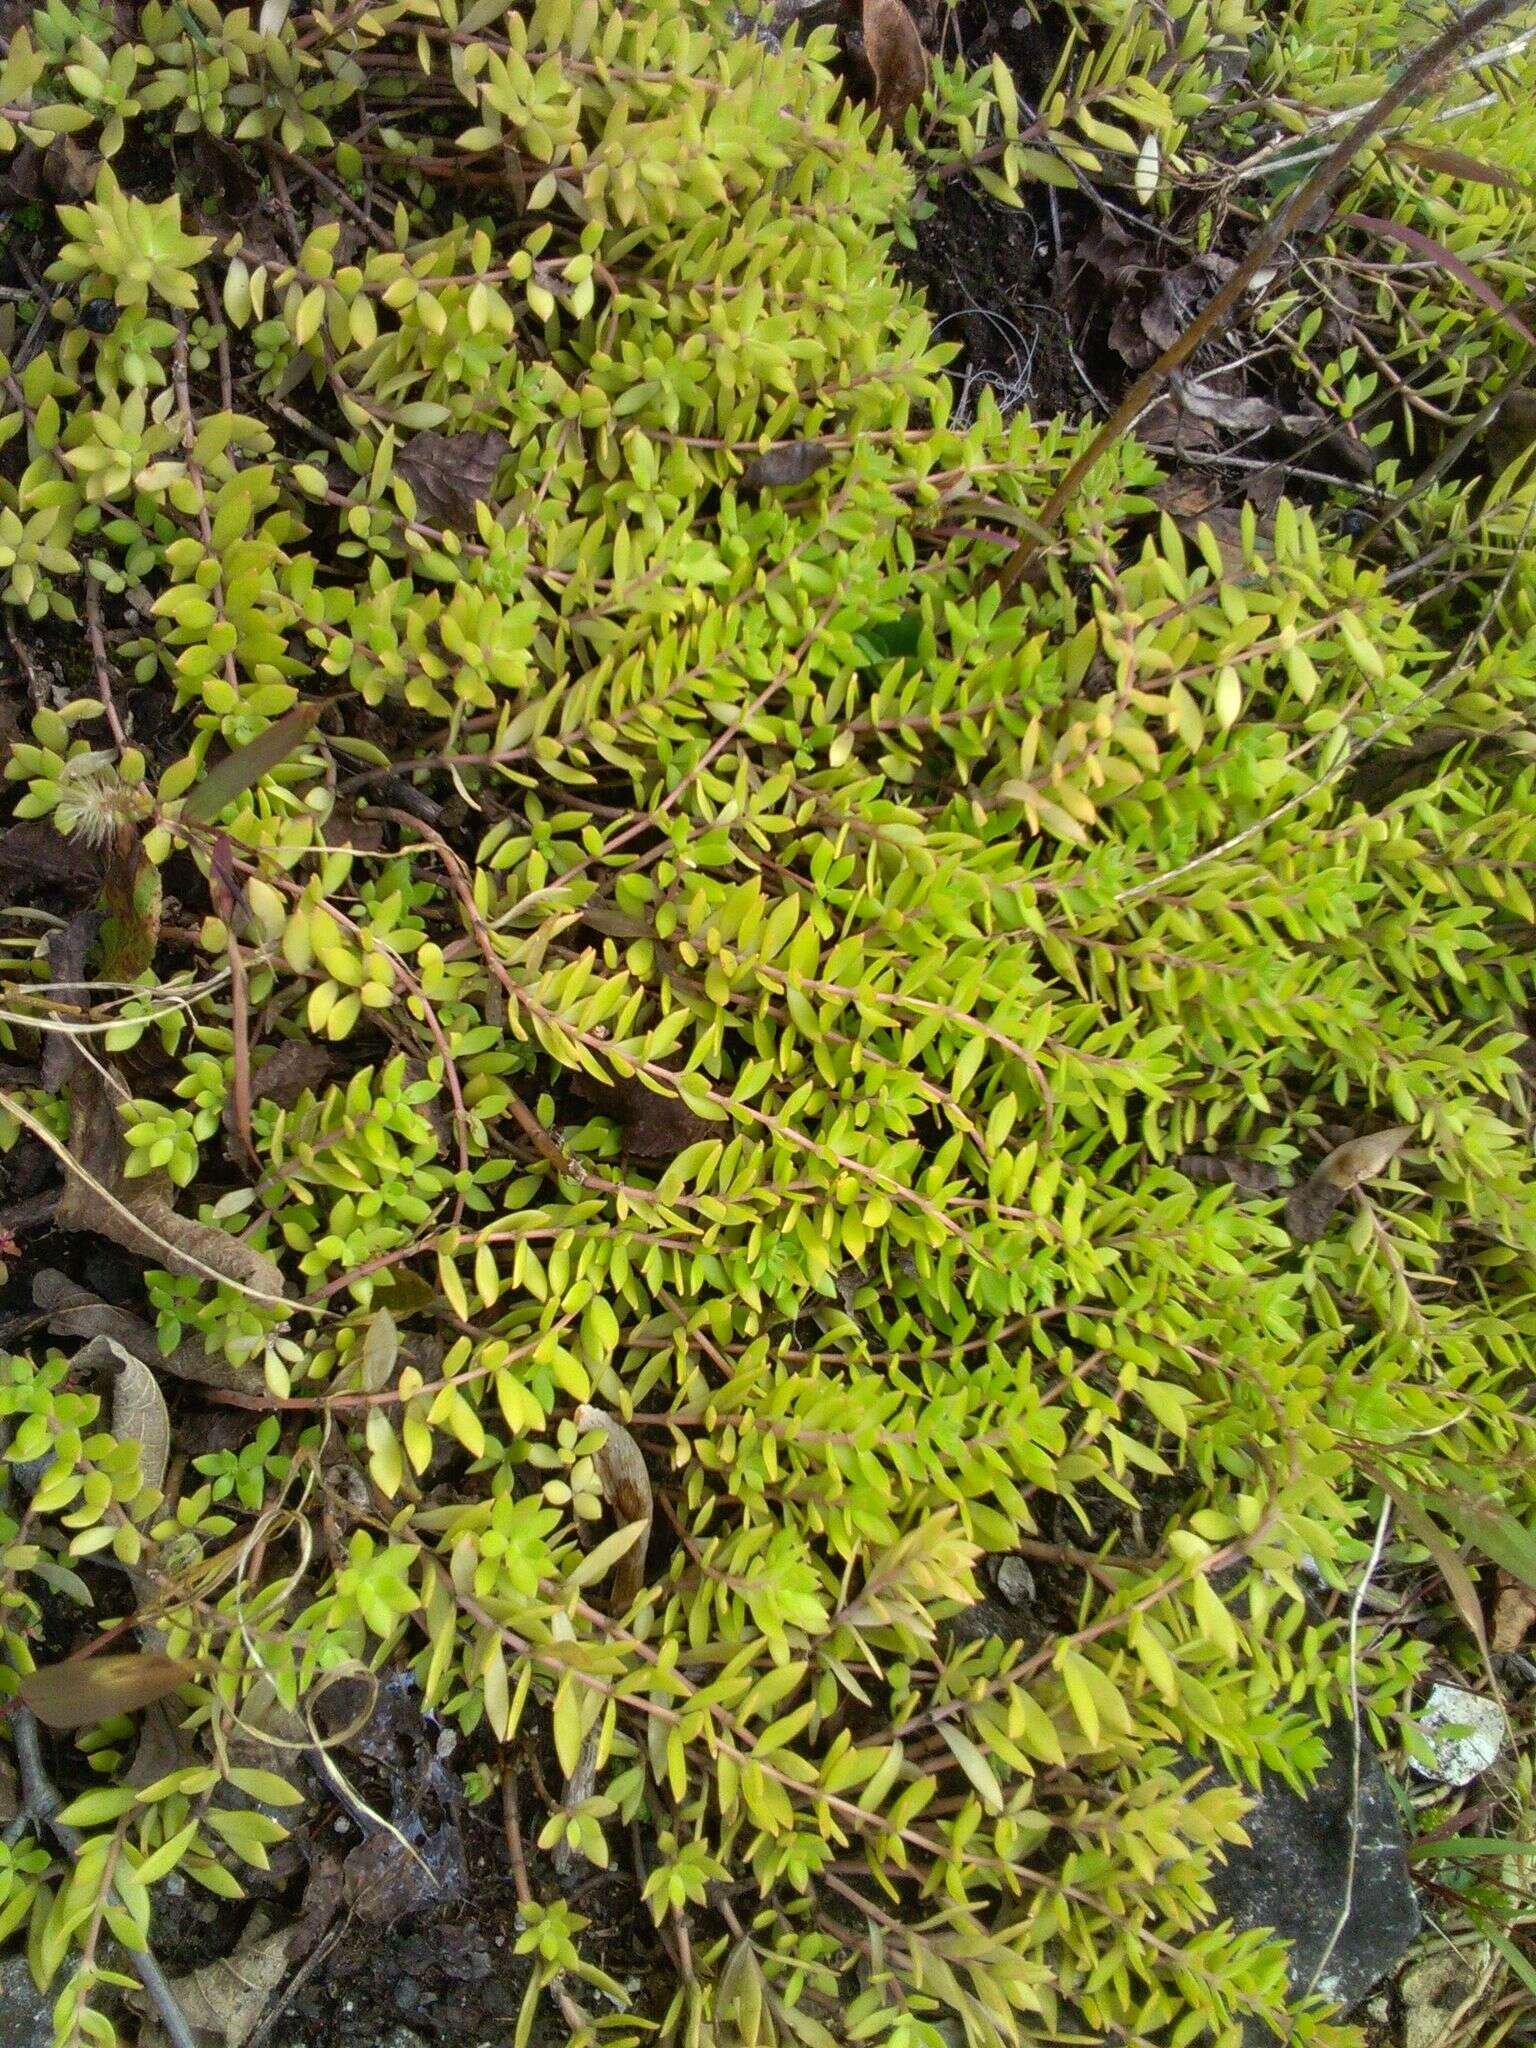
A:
[[995, 1556, 1036, 1605], [1411, 1683, 1505, 1787], [1204, 1717, 1420, 2024]]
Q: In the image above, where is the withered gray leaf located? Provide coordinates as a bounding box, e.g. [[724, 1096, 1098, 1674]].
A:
[[395, 427, 510, 533], [161, 1921, 296, 2048], [33, 1268, 246, 1393], [1171, 374, 1277, 436], [72, 1332, 170, 1496], [742, 440, 832, 490], [41, 909, 104, 1094], [1175, 1154, 1284, 1196], [343, 1814, 466, 1925]]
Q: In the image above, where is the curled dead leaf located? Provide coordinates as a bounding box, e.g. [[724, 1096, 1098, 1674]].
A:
[[1316, 1125, 1415, 1189], [70, 1332, 171, 1496], [1170, 373, 1278, 436], [19, 1651, 195, 1730], [159, 1920, 296, 2048], [576, 1402, 653, 1612], [742, 440, 832, 490], [861, 0, 928, 129], [1286, 1125, 1414, 1242]]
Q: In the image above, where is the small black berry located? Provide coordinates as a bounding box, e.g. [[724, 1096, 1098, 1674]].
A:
[[81, 298, 119, 335]]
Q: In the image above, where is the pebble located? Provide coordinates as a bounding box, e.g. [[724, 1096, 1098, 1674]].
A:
[[1412, 1683, 1505, 1786], [995, 1556, 1036, 1605]]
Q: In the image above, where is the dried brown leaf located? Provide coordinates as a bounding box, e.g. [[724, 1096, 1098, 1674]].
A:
[[572, 1068, 714, 1162], [182, 703, 320, 826], [19, 1652, 194, 1730], [125, 1700, 188, 1790], [164, 1923, 295, 2048], [3, 134, 99, 202], [247, 1038, 338, 1111], [1492, 1577, 1536, 1653], [55, 1063, 288, 1308], [1284, 1177, 1346, 1243], [395, 428, 510, 533], [1150, 471, 1222, 520], [0, 819, 98, 897], [862, 0, 928, 128], [742, 441, 832, 490], [31, 1268, 250, 1392]]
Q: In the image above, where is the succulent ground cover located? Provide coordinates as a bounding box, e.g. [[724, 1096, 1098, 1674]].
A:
[[1, 0, 1535, 2043]]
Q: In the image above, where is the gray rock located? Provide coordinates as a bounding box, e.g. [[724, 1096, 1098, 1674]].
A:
[[1205, 1717, 1420, 2021], [1411, 1683, 1505, 1786], [995, 1556, 1036, 1605], [0, 1953, 52, 2048]]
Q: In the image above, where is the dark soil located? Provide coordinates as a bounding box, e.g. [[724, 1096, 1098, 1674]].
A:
[[898, 1, 1105, 421], [134, 1679, 664, 2048]]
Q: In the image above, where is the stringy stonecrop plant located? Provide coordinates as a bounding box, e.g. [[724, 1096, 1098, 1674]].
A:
[[1, 0, 1536, 2041]]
